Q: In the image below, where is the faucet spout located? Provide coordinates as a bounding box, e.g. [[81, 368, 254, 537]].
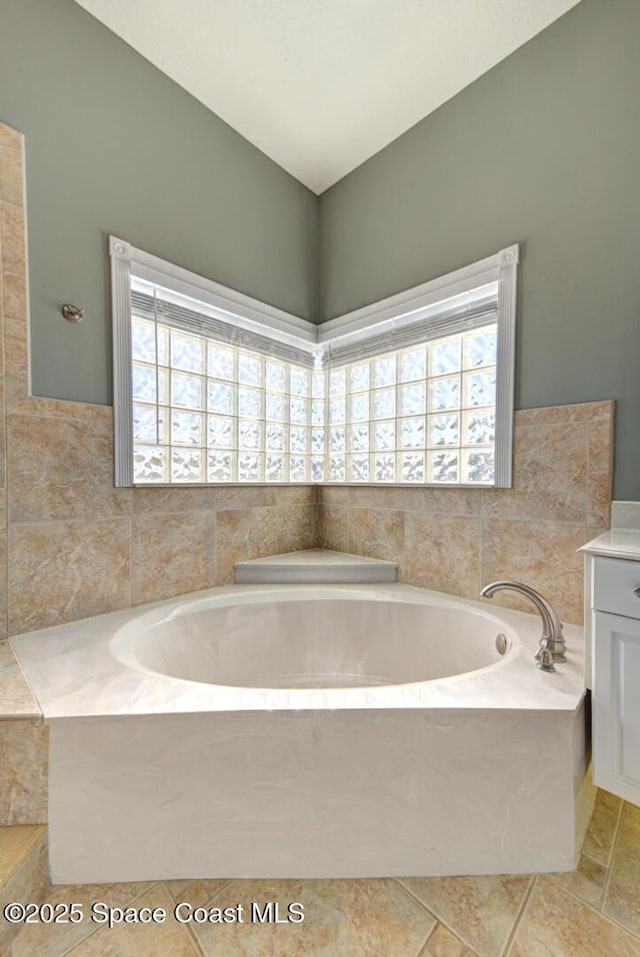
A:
[[480, 580, 567, 668]]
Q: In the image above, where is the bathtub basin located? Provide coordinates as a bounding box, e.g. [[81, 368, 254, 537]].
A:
[[10, 582, 590, 883], [111, 595, 511, 689]]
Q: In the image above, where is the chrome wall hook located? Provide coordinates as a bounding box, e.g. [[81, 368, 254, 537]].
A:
[[62, 304, 85, 322]]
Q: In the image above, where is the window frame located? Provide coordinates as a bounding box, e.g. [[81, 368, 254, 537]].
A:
[[111, 236, 518, 488]]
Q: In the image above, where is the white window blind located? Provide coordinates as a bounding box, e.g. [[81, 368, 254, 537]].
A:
[[131, 279, 317, 368]]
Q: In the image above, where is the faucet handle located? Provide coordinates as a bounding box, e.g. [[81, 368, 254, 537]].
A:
[[547, 637, 567, 664], [535, 635, 556, 671], [535, 638, 556, 673], [537, 648, 556, 672]]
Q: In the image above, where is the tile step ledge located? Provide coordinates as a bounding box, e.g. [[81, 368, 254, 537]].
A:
[[0, 826, 48, 953], [234, 548, 397, 584]]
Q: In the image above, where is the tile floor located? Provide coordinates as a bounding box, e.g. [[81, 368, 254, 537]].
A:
[[2, 791, 639, 957]]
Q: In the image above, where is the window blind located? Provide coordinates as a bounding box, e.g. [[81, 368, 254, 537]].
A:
[[131, 280, 318, 369], [326, 303, 497, 366]]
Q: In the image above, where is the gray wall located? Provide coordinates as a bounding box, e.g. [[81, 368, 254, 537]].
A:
[[1, 0, 638, 496], [0, 0, 318, 405], [319, 0, 640, 500]]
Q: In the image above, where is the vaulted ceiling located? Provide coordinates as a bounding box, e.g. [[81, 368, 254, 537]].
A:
[[74, 0, 582, 193]]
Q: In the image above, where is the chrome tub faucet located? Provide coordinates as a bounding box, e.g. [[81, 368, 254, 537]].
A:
[[480, 580, 567, 673]]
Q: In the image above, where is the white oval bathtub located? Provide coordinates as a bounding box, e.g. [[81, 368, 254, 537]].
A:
[[10, 580, 588, 885], [111, 595, 511, 689]]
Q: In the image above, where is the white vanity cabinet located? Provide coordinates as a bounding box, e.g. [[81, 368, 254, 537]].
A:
[[584, 538, 640, 808]]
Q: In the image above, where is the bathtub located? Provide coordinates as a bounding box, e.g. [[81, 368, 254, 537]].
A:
[[10, 579, 590, 884]]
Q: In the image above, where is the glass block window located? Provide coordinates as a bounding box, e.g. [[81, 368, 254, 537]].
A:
[[112, 237, 517, 487], [131, 310, 324, 483], [327, 325, 497, 486]]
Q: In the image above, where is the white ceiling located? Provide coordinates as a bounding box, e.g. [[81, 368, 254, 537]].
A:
[[74, 0, 582, 194]]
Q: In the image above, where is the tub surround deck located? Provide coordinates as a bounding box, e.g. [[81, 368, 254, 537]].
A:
[[10, 583, 585, 719]]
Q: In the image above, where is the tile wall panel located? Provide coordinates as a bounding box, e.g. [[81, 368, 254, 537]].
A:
[[0, 124, 318, 638], [0, 719, 48, 825], [131, 511, 216, 604], [7, 411, 130, 523], [404, 512, 482, 599], [9, 518, 132, 634], [347, 505, 406, 569], [215, 506, 279, 585], [319, 400, 614, 625], [0, 122, 617, 638]]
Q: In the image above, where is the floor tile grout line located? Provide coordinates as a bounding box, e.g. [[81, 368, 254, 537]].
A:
[[546, 861, 640, 945], [606, 798, 625, 870], [50, 879, 164, 957], [415, 936, 433, 957], [601, 799, 625, 913], [409, 919, 440, 957], [394, 878, 477, 956], [579, 792, 624, 873], [156, 878, 225, 957], [545, 870, 606, 912], [58, 921, 102, 957], [599, 802, 640, 944], [46, 909, 109, 957], [184, 919, 209, 957], [414, 919, 480, 957], [57, 880, 204, 957], [127, 879, 162, 903], [200, 878, 233, 907], [499, 873, 536, 957], [580, 848, 611, 870], [186, 877, 243, 952], [596, 911, 640, 945], [421, 920, 441, 952]]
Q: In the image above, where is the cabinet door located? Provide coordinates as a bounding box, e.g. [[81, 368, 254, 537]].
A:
[[593, 611, 640, 806]]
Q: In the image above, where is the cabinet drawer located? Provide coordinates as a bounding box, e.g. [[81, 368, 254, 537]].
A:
[[593, 556, 640, 617]]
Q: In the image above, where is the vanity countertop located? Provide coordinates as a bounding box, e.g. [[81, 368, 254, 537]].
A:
[[580, 528, 640, 561]]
